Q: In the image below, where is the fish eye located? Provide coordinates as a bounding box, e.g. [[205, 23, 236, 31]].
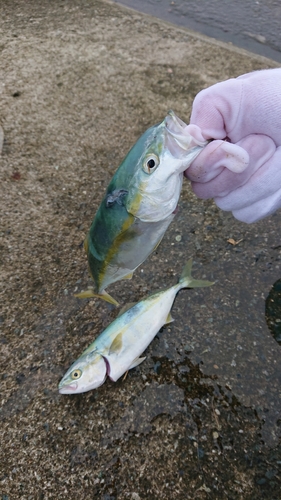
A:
[[142, 154, 160, 174], [71, 369, 82, 380]]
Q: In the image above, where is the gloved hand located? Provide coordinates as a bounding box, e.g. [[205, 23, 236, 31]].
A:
[[184, 69, 281, 223]]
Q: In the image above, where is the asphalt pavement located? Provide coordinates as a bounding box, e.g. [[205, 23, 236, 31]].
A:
[[115, 0, 281, 62]]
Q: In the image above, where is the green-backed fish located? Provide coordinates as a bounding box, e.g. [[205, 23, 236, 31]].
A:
[[59, 259, 213, 394], [76, 111, 208, 305]]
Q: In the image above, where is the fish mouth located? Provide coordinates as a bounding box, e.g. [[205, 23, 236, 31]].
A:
[[103, 356, 111, 377], [165, 111, 191, 155], [58, 381, 78, 394], [165, 110, 207, 158]]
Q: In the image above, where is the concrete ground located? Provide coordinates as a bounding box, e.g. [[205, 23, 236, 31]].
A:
[[0, 0, 280, 499], [115, 0, 281, 63]]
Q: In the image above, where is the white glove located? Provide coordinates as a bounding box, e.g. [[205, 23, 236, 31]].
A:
[[184, 69, 281, 223]]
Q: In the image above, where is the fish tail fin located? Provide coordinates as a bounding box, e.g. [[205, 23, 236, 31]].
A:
[[179, 258, 214, 289], [83, 233, 89, 254]]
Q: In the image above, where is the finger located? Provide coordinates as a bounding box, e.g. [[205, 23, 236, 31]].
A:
[[190, 78, 243, 140], [215, 145, 281, 212], [185, 139, 249, 185], [182, 124, 206, 145], [233, 187, 281, 223], [191, 69, 281, 145], [190, 135, 275, 199]]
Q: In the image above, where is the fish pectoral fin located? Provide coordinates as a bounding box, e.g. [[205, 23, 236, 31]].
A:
[[129, 356, 146, 370], [165, 312, 174, 324], [108, 332, 123, 355], [117, 302, 136, 317], [74, 288, 120, 307]]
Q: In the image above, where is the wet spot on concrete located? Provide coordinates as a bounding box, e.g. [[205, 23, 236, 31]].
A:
[[104, 382, 194, 444]]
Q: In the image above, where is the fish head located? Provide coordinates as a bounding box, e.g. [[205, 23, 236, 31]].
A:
[[125, 110, 206, 222], [58, 351, 107, 394]]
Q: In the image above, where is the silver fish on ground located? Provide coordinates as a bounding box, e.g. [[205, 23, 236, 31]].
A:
[[59, 259, 213, 394]]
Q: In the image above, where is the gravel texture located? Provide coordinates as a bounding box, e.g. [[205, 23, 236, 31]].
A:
[[0, 1, 280, 499]]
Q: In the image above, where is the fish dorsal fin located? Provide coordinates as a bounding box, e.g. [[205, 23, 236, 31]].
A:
[[108, 331, 123, 355], [117, 302, 136, 317]]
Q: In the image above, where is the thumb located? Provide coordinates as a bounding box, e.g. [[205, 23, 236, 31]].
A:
[[188, 134, 276, 200]]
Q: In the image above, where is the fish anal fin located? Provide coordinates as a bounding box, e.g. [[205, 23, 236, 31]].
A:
[[117, 302, 136, 317], [165, 311, 174, 324], [109, 331, 123, 355], [129, 356, 146, 370], [74, 288, 120, 307], [153, 236, 164, 252]]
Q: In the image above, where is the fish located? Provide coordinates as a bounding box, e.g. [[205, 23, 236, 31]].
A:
[[59, 259, 213, 394], [75, 111, 208, 305]]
